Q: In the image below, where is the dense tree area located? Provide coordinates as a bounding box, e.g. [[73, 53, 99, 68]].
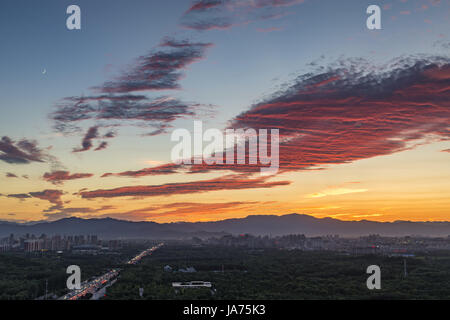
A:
[[0, 246, 145, 300], [1, 245, 449, 300], [105, 245, 450, 300]]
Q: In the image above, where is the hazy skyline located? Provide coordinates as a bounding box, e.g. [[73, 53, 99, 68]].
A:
[[0, 0, 449, 223]]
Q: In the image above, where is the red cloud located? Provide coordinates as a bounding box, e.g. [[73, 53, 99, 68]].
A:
[[186, 0, 223, 13], [81, 174, 290, 199], [99, 56, 449, 180], [225, 56, 450, 173], [94, 201, 259, 221], [101, 163, 179, 178], [43, 171, 94, 185]]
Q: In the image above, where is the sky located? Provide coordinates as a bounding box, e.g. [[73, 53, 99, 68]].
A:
[[0, 0, 449, 223]]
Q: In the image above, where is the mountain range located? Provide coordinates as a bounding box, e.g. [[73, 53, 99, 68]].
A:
[[1, 214, 450, 239]]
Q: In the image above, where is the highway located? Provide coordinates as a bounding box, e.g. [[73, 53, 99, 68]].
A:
[[60, 269, 120, 300], [59, 243, 163, 300], [127, 243, 163, 265], [90, 278, 117, 300]]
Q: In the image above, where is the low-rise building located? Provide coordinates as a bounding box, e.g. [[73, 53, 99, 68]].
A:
[[172, 281, 212, 288]]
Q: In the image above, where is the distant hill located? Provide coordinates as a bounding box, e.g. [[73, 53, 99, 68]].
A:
[[1, 214, 450, 239], [168, 214, 450, 237], [0, 217, 213, 240]]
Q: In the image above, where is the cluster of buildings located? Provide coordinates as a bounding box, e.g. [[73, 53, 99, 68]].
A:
[[0, 233, 122, 253], [201, 233, 450, 255]]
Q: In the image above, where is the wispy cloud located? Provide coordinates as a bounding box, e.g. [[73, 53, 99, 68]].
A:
[[101, 163, 179, 178], [73, 126, 100, 152], [256, 26, 283, 32], [306, 187, 368, 199], [351, 213, 383, 219], [81, 174, 290, 199], [4, 189, 64, 206], [28, 189, 64, 206], [181, 0, 303, 31], [5, 172, 18, 178], [90, 201, 259, 221], [7, 193, 32, 200], [50, 39, 215, 142], [0, 136, 46, 164], [43, 171, 94, 185], [94, 39, 213, 93]]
